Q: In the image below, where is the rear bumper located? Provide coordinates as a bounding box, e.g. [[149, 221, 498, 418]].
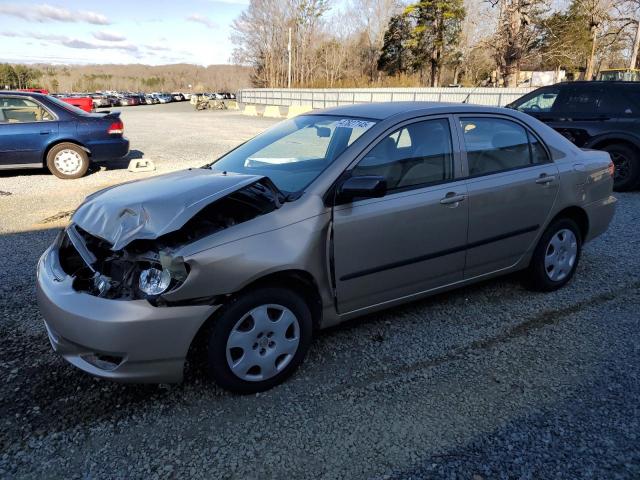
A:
[[36, 245, 219, 383], [584, 195, 617, 243], [87, 137, 129, 161]]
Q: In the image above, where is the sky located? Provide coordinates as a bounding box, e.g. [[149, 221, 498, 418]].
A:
[[0, 0, 249, 65]]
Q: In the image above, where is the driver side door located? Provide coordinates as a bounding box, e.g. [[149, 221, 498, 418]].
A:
[[0, 96, 58, 168], [332, 116, 469, 314]]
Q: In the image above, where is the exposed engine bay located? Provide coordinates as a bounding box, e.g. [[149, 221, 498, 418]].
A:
[[57, 178, 281, 301]]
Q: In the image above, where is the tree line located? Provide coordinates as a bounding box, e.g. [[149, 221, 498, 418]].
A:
[[0, 63, 253, 93], [231, 0, 640, 87]]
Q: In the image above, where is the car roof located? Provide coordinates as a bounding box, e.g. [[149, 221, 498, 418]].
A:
[[312, 101, 508, 120], [554, 80, 639, 87], [0, 90, 48, 98]]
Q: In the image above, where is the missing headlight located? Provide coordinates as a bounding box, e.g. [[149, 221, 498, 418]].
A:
[[60, 225, 189, 301]]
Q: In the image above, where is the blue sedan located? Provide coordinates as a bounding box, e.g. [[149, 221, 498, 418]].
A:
[[0, 91, 129, 179]]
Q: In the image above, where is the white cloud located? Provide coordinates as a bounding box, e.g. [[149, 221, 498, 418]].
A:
[[92, 30, 126, 42], [0, 3, 110, 25], [62, 39, 138, 52], [186, 14, 218, 29], [145, 44, 171, 52], [0, 31, 137, 52], [208, 0, 250, 4]]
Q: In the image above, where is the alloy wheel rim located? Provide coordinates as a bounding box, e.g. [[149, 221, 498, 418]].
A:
[[544, 228, 577, 282], [53, 149, 83, 175], [610, 151, 630, 182], [226, 304, 300, 382]]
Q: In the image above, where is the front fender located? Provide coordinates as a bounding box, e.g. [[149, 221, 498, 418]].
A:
[[161, 213, 334, 307]]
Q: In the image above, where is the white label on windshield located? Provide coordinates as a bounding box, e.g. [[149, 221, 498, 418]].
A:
[[335, 119, 375, 130]]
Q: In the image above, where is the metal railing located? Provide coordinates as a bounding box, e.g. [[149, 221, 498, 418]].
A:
[[237, 87, 534, 108]]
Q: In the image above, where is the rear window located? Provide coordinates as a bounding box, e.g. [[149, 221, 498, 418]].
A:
[[46, 95, 91, 116]]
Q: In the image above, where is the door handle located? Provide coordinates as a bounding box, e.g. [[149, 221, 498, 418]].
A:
[[40, 130, 52, 135], [440, 193, 466, 205], [535, 174, 556, 185]]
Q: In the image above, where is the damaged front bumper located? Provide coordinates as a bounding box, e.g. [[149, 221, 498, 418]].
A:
[[36, 244, 219, 383]]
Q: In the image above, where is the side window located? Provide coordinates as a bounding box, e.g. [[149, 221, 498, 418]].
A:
[[514, 87, 560, 113], [562, 87, 605, 114], [352, 118, 454, 190], [460, 117, 546, 176], [0, 97, 54, 123], [603, 88, 640, 116]]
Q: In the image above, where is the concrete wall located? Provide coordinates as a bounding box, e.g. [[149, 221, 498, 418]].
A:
[[237, 87, 534, 109]]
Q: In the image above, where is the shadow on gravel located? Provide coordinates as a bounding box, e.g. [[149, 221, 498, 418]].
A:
[[319, 273, 526, 338], [0, 167, 49, 179], [0, 227, 182, 450], [0, 150, 145, 180], [91, 149, 146, 173], [384, 361, 640, 480]]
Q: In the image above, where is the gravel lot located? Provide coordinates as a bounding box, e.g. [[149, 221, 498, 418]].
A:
[[1, 102, 639, 479]]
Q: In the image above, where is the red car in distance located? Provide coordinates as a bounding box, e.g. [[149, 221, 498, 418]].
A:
[[17, 89, 94, 113]]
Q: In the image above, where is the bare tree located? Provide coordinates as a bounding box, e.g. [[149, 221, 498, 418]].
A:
[[487, 0, 549, 86], [349, 0, 399, 82]]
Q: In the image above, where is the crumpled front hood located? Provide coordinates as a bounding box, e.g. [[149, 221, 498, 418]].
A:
[[72, 169, 265, 250]]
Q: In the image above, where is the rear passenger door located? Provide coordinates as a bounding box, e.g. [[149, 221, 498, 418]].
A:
[[0, 96, 58, 167], [456, 115, 559, 278]]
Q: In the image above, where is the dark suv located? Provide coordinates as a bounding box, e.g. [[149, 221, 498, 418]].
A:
[[508, 81, 640, 191]]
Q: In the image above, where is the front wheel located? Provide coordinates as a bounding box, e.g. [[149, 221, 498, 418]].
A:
[[525, 218, 582, 292], [46, 143, 89, 179], [207, 287, 313, 393]]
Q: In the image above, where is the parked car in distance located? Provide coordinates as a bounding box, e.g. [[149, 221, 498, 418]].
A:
[[145, 94, 158, 104], [91, 94, 111, 108], [508, 81, 640, 191], [118, 95, 140, 107], [171, 92, 185, 101], [154, 93, 172, 104], [18, 88, 49, 94], [596, 69, 640, 82], [0, 91, 129, 178], [106, 95, 121, 107], [37, 102, 615, 392], [57, 95, 93, 113], [133, 94, 148, 105]]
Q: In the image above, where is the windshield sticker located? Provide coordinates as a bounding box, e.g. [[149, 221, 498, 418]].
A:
[[335, 119, 375, 130]]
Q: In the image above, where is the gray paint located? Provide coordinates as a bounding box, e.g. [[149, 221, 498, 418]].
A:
[[37, 102, 617, 383], [73, 169, 264, 250]]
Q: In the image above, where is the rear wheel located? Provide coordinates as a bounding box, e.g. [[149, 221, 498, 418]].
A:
[[207, 287, 313, 393], [602, 143, 640, 191], [525, 218, 582, 292], [46, 143, 89, 179]]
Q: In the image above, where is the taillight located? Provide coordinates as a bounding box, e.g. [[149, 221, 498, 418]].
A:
[[108, 120, 124, 135], [608, 161, 615, 177]]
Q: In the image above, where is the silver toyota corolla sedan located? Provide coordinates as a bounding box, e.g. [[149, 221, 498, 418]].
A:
[[37, 102, 616, 393]]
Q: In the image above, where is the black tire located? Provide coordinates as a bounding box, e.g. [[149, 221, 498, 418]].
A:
[[207, 287, 313, 394], [525, 218, 582, 292], [602, 143, 640, 192], [46, 142, 90, 179]]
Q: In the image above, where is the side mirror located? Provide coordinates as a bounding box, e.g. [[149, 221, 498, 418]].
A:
[[337, 175, 387, 203]]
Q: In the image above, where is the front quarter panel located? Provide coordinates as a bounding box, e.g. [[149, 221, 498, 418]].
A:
[[161, 207, 334, 310]]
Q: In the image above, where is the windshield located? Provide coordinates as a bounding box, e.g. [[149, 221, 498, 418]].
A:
[[209, 115, 376, 194]]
